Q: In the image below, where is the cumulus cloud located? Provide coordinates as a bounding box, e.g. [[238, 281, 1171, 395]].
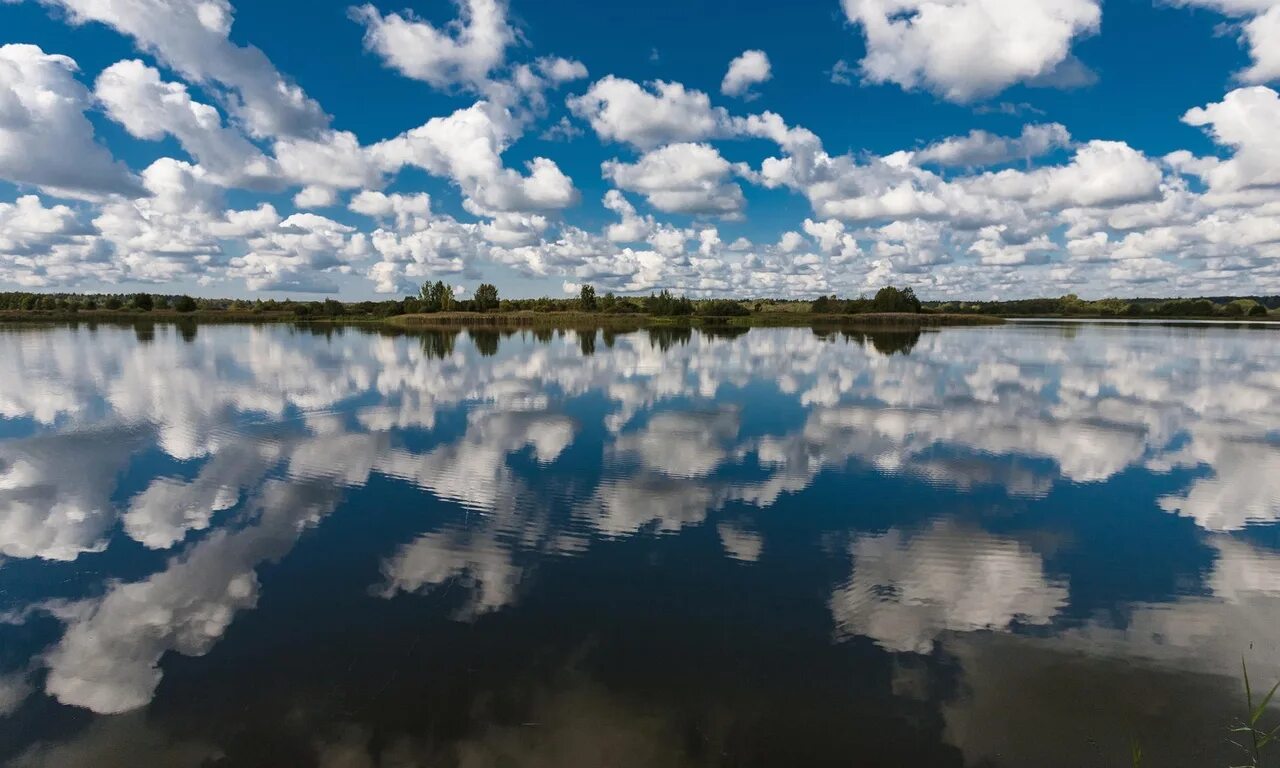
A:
[[0, 195, 107, 287], [914, 123, 1072, 167], [372, 101, 580, 213], [840, 0, 1101, 101], [1181, 86, 1280, 192], [351, 0, 514, 90], [94, 59, 276, 188], [1170, 0, 1280, 83], [975, 140, 1165, 209], [568, 76, 731, 149], [0, 45, 141, 197], [721, 49, 771, 98], [27, 0, 328, 138], [603, 143, 747, 216]]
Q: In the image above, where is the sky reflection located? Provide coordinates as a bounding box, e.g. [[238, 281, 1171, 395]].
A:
[[0, 321, 1277, 766]]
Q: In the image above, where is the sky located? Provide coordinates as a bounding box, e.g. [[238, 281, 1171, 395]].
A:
[[0, 0, 1278, 301]]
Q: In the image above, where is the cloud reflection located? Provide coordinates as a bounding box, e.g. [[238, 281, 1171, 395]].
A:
[[0, 321, 1277, 722]]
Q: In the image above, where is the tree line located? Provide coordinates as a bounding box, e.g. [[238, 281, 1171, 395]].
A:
[[930, 294, 1272, 318], [0, 286, 1272, 320]]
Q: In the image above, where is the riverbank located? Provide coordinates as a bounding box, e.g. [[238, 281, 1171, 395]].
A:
[[386, 311, 1005, 330], [0, 308, 1004, 329]]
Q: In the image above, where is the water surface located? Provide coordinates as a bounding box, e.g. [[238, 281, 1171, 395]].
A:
[[1, 321, 1278, 767]]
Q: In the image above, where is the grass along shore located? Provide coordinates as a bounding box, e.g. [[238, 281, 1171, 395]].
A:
[[0, 307, 1004, 330], [385, 310, 1003, 330]]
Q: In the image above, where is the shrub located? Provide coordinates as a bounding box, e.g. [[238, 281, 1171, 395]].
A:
[[698, 299, 750, 317]]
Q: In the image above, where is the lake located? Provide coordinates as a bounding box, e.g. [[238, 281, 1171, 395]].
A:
[[1, 320, 1278, 767]]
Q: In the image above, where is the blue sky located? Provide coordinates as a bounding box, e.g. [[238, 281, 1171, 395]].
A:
[[0, 0, 1278, 300]]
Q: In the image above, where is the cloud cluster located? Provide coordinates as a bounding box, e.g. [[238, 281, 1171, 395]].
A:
[[0, 0, 1277, 299]]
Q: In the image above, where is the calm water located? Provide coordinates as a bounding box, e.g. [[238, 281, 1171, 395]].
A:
[[1, 321, 1278, 767]]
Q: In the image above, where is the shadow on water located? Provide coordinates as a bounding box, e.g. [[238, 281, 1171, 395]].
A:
[[579, 329, 596, 356], [647, 325, 693, 352], [419, 328, 461, 359], [698, 325, 751, 341], [470, 330, 501, 357], [813, 327, 925, 356]]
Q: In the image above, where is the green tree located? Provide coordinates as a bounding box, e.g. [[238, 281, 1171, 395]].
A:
[[580, 284, 598, 311], [173, 295, 198, 313], [474, 283, 499, 311], [811, 295, 841, 314], [420, 281, 455, 312], [132, 293, 154, 312], [871, 286, 921, 314]]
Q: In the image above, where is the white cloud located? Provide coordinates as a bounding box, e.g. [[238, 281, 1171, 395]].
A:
[[1240, 7, 1280, 83], [94, 59, 276, 188], [350, 0, 514, 90], [603, 142, 746, 216], [372, 101, 579, 213], [602, 189, 656, 242], [28, 0, 328, 138], [0, 44, 141, 197], [914, 123, 1072, 167], [840, 0, 1101, 101], [568, 76, 731, 149], [1170, 1, 1280, 83], [1181, 86, 1280, 192], [974, 140, 1164, 209], [721, 49, 771, 98], [0, 195, 108, 287]]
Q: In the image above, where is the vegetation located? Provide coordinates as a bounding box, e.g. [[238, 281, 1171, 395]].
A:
[[928, 293, 1276, 319], [0, 285, 1272, 329], [420, 280, 455, 312], [697, 299, 751, 317], [1128, 660, 1279, 768], [473, 283, 499, 312], [1230, 660, 1280, 768], [811, 286, 923, 315]]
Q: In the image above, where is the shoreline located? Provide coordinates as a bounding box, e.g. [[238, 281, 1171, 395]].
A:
[[3, 311, 1277, 331], [0, 310, 1005, 330]]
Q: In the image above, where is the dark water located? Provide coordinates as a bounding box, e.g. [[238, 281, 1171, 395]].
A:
[[1, 321, 1278, 767]]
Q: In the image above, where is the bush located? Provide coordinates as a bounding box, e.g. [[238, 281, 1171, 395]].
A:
[[811, 295, 842, 314], [173, 295, 198, 313], [698, 299, 750, 317], [132, 293, 154, 312]]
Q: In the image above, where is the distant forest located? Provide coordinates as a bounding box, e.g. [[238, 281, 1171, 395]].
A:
[[0, 283, 1274, 320]]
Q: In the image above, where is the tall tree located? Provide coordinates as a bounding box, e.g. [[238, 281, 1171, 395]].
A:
[[474, 283, 499, 311], [580, 284, 598, 311], [421, 281, 455, 312]]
